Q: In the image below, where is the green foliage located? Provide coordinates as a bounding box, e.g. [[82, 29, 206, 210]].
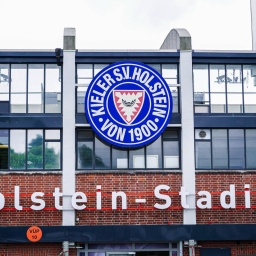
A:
[[10, 135, 60, 170], [78, 144, 105, 168]]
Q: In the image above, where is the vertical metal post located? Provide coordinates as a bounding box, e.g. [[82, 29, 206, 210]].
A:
[[251, 0, 256, 50], [62, 27, 76, 255]]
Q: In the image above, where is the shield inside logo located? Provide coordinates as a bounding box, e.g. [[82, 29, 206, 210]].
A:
[[113, 90, 145, 124]]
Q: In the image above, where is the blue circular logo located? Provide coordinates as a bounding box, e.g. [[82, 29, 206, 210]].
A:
[[85, 61, 173, 148]]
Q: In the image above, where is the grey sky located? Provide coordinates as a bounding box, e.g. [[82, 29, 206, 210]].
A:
[[1, 0, 252, 50]]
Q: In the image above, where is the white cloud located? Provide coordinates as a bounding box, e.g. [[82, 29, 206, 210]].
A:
[[0, 0, 252, 50]]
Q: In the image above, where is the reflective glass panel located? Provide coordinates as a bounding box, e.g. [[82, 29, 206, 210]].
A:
[[146, 137, 162, 168], [246, 129, 256, 168], [195, 141, 211, 169], [95, 137, 110, 169], [77, 64, 93, 83], [45, 130, 60, 140], [148, 64, 161, 74], [45, 142, 60, 169], [135, 243, 169, 249], [226, 65, 242, 113], [193, 65, 209, 113], [170, 86, 179, 113], [27, 130, 43, 169], [243, 65, 256, 113], [10, 130, 26, 169], [210, 93, 226, 113], [78, 141, 93, 169], [0, 64, 10, 101], [88, 244, 132, 249], [0, 130, 8, 169], [210, 65, 226, 92], [112, 148, 128, 169], [45, 64, 61, 113], [229, 129, 245, 169], [129, 148, 145, 168], [94, 64, 108, 76], [212, 129, 228, 169], [163, 141, 179, 168], [11, 64, 27, 113], [162, 64, 177, 84], [28, 64, 44, 113]]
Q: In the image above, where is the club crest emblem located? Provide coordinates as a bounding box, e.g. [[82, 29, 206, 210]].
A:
[[113, 90, 144, 124], [85, 61, 173, 148]]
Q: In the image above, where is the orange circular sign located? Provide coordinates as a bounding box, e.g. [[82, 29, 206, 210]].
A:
[[26, 226, 43, 242]]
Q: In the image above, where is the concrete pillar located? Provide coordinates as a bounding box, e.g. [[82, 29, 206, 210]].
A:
[[62, 27, 76, 227], [160, 29, 196, 224], [251, 0, 256, 50]]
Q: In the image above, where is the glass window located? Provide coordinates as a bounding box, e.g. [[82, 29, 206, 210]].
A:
[[3, 129, 62, 171], [0, 64, 10, 102], [95, 137, 110, 169], [210, 65, 226, 113], [246, 129, 256, 168], [195, 141, 211, 169], [162, 64, 177, 84], [45, 142, 61, 169], [112, 148, 128, 169], [27, 130, 43, 169], [77, 129, 180, 170], [94, 64, 108, 75], [10, 130, 26, 169], [45, 64, 61, 113], [78, 141, 94, 169], [0, 130, 8, 169], [194, 64, 256, 114], [193, 64, 209, 113], [243, 65, 256, 113], [226, 65, 242, 113], [146, 137, 162, 168], [11, 64, 27, 113], [77, 64, 93, 113], [229, 129, 245, 169], [195, 128, 256, 170], [212, 129, 228, 169], [129, 148, 145, 169], [28, 64, 44, 113]]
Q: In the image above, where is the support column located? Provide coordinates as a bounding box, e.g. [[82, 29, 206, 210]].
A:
[[251, 0, 256, 50], [180, 49, 196, 224], [161, 29, 196, 224], [62, 27, 76, 227]]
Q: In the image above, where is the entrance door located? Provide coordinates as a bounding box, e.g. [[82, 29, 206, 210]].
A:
[[200, 248, 231, 256]]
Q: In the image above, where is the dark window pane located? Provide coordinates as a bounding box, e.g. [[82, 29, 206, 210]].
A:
[[129, 148, 145, 169], [229, 129, 245, 169], [146, 137, 162, 168], [246, 129, 256, 168], [27, 130, 43, 169], [45, 142, 60, 169], [112, 148, 128, 169], [10, 130, 26, 169], [212, 129, 228, 169], [0, 130, 8, 169], [163, 130, 178, 139], [163, 141, 179, 168], [135, 243, 169, 249], [0, 64, 10, 102], [78, 141, 93, 169], [95, 137, 110, 169], [195, 141, 211, 169]]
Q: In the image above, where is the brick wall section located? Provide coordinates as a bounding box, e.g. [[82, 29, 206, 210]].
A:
[[196, 173, 256, 224], [76, 173, 182, 225], [0, 243, 77, 256], [0, 174, 62, 226]]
